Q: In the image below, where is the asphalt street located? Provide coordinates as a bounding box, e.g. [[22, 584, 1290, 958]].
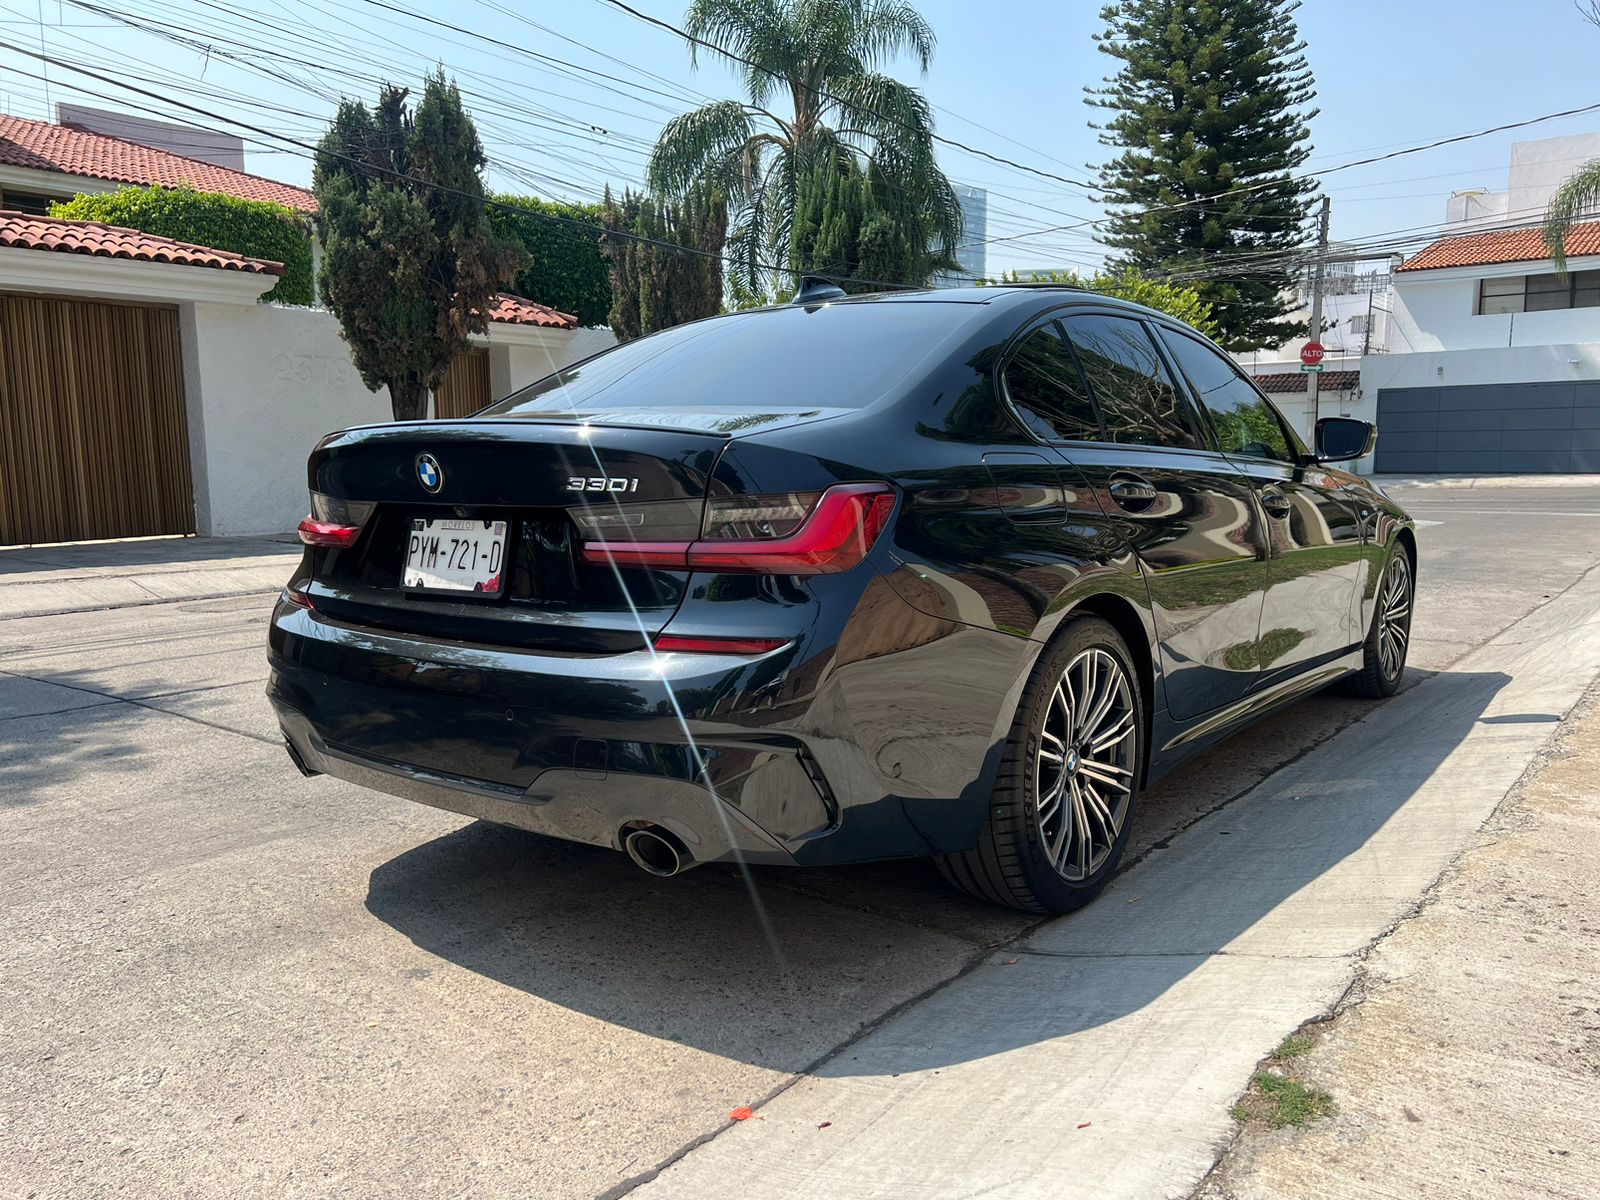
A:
[[3, 482, 1599, 1199]]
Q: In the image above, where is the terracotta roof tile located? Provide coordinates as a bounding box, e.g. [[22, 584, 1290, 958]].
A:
[[1253, 370, 1359, 393], [1396, 220, 1600, 273], [0, 210, 284, 275], [486, 292, 578, 329], [0, 114, 315, 212]]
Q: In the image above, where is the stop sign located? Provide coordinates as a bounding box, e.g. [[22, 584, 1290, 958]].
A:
[[1301, 341, 1326, 367]]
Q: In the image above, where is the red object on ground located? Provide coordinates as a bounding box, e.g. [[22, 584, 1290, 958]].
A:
[[729, 1106, 754, 1121], [1300, 341, 1326, 367]]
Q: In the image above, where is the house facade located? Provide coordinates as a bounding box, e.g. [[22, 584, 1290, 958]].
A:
[[0, 115, 616, 544], [1364, 220, 1600, 474]]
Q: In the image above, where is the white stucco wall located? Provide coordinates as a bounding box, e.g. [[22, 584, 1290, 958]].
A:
[[183, 306, 617, 536], [184, 303, 389, 537], [1361, 343, 1600, 394]]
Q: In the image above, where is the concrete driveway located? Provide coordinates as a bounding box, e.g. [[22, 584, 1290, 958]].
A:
[[3, 482, 1599, 1199]]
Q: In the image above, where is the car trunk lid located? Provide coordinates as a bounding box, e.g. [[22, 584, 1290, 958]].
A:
[[302, 420, 726, 653]]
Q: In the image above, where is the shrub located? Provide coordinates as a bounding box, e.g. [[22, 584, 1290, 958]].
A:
[[50, 185, 314, 305], [488, 194, 612, 327]]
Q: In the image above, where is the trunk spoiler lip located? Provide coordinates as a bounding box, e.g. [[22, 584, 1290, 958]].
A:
[[315, 408, 857, 448]]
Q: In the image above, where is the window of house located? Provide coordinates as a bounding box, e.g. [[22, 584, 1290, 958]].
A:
[[1525, 273, 1570, 312], [1159, 329, 1295, 463], [1478, 270, 1600, 314], [1001, 323, 1102, 441], [1061, 314, 1201, 450], [1478, 275, 1525, 315], [1, 191, 55, 216]]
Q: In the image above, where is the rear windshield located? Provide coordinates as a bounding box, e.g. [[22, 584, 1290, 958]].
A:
[[481, 300, 982, 416]]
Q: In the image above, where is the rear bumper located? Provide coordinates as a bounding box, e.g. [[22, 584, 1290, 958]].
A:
[[275, 705, 802, 866], [267, 599, 847, 867]]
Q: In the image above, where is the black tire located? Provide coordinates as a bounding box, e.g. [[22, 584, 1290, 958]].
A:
[[1344, 540, 1414, 699], [937, 616, 1142, 915]]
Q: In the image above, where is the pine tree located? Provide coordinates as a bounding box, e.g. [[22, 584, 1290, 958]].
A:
[[600, 187, 727, 341], [1087, 0, 1320, 350], [313, 71, 524, 420]]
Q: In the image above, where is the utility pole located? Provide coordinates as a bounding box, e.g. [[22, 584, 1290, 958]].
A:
[[1307, 195, 1331, 423]]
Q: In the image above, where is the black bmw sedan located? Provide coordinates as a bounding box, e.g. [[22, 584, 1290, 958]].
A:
[[268, 283, 1415, 914]]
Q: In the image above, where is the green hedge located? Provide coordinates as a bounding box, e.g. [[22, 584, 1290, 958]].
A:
[[488, 194, 611, 327], [49, 185, 314, 306]]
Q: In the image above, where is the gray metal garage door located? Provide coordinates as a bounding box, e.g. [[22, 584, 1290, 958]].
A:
[[1375, 381, 1600, 473]]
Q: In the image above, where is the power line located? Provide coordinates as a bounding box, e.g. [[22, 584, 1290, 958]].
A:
[[591, 0, 1102, 196], [0, 41, 933, 295], [66, 0, 1100, 241]]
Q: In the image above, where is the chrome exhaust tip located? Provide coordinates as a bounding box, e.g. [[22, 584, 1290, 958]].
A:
[[623, 826, 693, 877]]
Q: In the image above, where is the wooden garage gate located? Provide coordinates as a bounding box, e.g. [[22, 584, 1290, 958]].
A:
[[434, 348, 490, 419], [0, 293, 195, 545]]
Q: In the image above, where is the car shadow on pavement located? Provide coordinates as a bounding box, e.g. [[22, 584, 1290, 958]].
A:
[[363, 668, 1510, 1075]]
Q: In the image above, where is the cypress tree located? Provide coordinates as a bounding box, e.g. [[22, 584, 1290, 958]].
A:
[[1087, 0, 1320, 350], [787, 160, 959, 294], [600, 187, 727, 341], [313, 71, 524, 420]]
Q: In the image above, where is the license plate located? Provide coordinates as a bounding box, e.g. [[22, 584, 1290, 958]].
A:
[[404, 518, 508, 596]]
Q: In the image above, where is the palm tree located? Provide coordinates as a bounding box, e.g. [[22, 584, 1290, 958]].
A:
[[647, 0, 963, 295], [1546, 4, 1600, 268], [1544, 161, 1600, 271]]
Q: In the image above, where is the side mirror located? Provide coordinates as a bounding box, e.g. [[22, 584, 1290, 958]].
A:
[[1314, 417, 1376, 463]]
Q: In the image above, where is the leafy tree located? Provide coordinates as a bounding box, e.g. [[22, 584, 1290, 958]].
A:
[[987, 268, 1221, 339], [313, 71, 524, 420], [600, 186, 727, 341], [51, 185, 313, 305], [488, 194, 612, 327], [1088, 0, 1320, 350], [647, 0, 962, 295]]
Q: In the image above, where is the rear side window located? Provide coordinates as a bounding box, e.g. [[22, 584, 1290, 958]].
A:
[[1001, 323, 1101, 441], [1061, 314, 1200, 450], [1160, 329, 1294, 463]]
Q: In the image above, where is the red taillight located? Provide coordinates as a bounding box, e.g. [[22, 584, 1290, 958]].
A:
[[297, 518, 362, 548], [652, 634, 791, 654], [582, 483, 895, 575]]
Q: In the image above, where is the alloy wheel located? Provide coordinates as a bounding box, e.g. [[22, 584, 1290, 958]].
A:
[[1378, 554, 1412, 682], [1035, 648, 1136, 882]]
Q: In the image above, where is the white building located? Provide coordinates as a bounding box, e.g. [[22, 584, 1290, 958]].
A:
[[1444, 131, 1600, 232], [1361, 133, 1600, 474]]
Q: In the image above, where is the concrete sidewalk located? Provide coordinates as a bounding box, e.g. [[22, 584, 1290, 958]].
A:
[[1198, 687, 1600, 1200], [1370, 473, 1600, 489], [0, 537, 299, 619], [631, 562, 1600, 1199]]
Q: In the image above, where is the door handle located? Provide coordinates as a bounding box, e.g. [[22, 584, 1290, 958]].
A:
[[1260, 489, 1292, 519], [1108, 473, 1158, 512]]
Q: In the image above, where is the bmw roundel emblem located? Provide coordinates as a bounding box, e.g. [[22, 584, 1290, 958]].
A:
[[416, 453, 443, 494]]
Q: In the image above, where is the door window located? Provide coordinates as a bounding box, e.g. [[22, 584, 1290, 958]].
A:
[[1000, 323, 1102, 441], [1160, 329, 1295, 463], [1060, 314, 1200, 450]]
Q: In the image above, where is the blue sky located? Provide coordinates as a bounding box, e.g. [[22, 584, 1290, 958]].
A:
[[4, 0, 1599, 276]]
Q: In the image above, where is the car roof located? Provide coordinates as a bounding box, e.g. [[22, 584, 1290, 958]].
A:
[[814, 284, 1085, 306]]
